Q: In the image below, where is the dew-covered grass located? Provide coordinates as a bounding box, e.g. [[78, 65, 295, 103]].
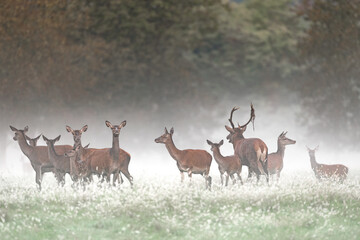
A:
[[0, 172, 359, 240]]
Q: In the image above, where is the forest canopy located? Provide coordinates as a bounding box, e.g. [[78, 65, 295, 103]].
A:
[[0, 0, 359, 149]]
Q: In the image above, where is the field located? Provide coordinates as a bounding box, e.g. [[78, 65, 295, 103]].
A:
[[0, 172, 359, 240]]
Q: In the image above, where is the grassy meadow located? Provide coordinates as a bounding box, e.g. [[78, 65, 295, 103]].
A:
[[0, 172, 359, 240]]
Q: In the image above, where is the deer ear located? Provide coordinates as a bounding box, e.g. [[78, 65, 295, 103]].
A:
[[219, 140, 224, 146], [55, 135, 61, 142], [84, 143, 90, 149], [206, 140, 213, 145], [120, 120, 126, 128], [66, 125, 73, 133], [80, 125, 88, 133], [105, 121, 113, 128], [164, 127, 168, 134], [25, 135, 31, 141], [10, 126, 18, 131], [170, 127, 174, 135], [24, 126, 29, 133], [35, 134, 42, 140], [42, 135, 48, 142], [241, 125, 247, 132], [75, 145, 81, 151], [225, 125, 234, 133]]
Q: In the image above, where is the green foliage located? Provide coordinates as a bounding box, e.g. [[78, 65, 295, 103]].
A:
[[296, 0, 360, 148]]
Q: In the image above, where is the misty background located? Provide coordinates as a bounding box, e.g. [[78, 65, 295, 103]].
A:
[[1, 0, 359, 179]]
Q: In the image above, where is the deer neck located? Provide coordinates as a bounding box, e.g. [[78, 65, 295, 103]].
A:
[[165, 137, 182, 162], [276, 142, 286, 159], [47, 143, 59, 162], [212, 148, 225, 165], [17, 132, 34, 157], [74, 140, 82, 149], [111, 134, 120, 160], [232, 134, 245, 149], [309, 155, 318, 171]]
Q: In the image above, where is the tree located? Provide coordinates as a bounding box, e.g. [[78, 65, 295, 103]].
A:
[[296, 0, 360, 148]]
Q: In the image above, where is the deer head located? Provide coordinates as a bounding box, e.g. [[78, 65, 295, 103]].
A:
[[25, 134, 42, 147], [42, 135, 61, 147], [225, 104, 255, 144], [306, 145, 319, 158], [278, 131, 296, 146], [10, 126, 29, 141], [155, 127, 174, 144], [64, 144, 89, 161], [105, 120, 127, 137], [66, 125, 88, 146], [206, 139, 224, 152]]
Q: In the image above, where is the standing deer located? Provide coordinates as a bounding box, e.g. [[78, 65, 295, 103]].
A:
[[25, 134, 42, 147], [307, 146, 348, 182], [225, 104, 269, 183], [42, 135, 76, 186], [10, 126, 72, 190], [66, 123, 133, 186], [64, 144, 92, 185], [155, 127, 212, 189], [207, 139, 243, 186], [267, 131, 296, 180]]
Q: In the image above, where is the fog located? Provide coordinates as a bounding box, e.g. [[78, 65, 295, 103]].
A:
[[3, 87, 359, 181]]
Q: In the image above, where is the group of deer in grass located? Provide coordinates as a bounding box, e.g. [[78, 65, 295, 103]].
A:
[[10, 121, 132, 190], [154, 104, 348, 189], [10, 104, 348, 191]]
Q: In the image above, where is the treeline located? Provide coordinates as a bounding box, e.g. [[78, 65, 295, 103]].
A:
[[0, 0, 359, 149]]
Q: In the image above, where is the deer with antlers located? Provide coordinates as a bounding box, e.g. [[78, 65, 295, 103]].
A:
[[267, 131, 296, 181], [10, 126, 72, 190], [207, 139, 243, 186], [225, 104, 269, 183], [307, 146, 348, 182], [155, 127, 212, 189]]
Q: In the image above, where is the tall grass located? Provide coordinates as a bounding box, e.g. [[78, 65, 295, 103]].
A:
[[0, 172, 359, 240]]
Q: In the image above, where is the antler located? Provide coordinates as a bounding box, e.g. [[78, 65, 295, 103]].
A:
[[239, 103, 255, 130], [228, 107, 239, 129]]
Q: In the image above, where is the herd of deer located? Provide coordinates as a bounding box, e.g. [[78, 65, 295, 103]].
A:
[[10, 104, 349, 191]]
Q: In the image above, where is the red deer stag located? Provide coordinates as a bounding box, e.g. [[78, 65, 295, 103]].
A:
[[25, 134, 42, 147], [225, 104, 269, 183], [10, 126, 72, 190], [66, 123, 133, 186], [42, 135, 77, 186], [267, 131, 296, 181], [155, 127, 212, 189], [307, 146, 348, 182], [207, 139, 243, 186]]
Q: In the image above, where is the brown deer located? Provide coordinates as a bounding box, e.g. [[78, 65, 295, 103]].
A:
[[10, 126, 72, 190], [155, 127, 212, 189], [267, 131, 296, 180], [66, 123, 133, 186], [225, 104, 269, 183], [42, 135, 77, 186], [64, 144, 92, 185], [307, 146, 348, 182], [207, 139, 243, 186], [25, 134, 42, 147]]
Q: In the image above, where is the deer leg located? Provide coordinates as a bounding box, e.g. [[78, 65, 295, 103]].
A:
[[35, 167, 42, 191], [188, 170, 193, 185], [180, 172, 185, 183], [276, 171, 280, 182], [118, 172, 124, 184], [220, 172, 224, 186], [225, 174, 230, 187], [203, 173, 212, 190], [237, 172, 243, 185], [121, 169, 133, 186], [230, 174, 236, 185]]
